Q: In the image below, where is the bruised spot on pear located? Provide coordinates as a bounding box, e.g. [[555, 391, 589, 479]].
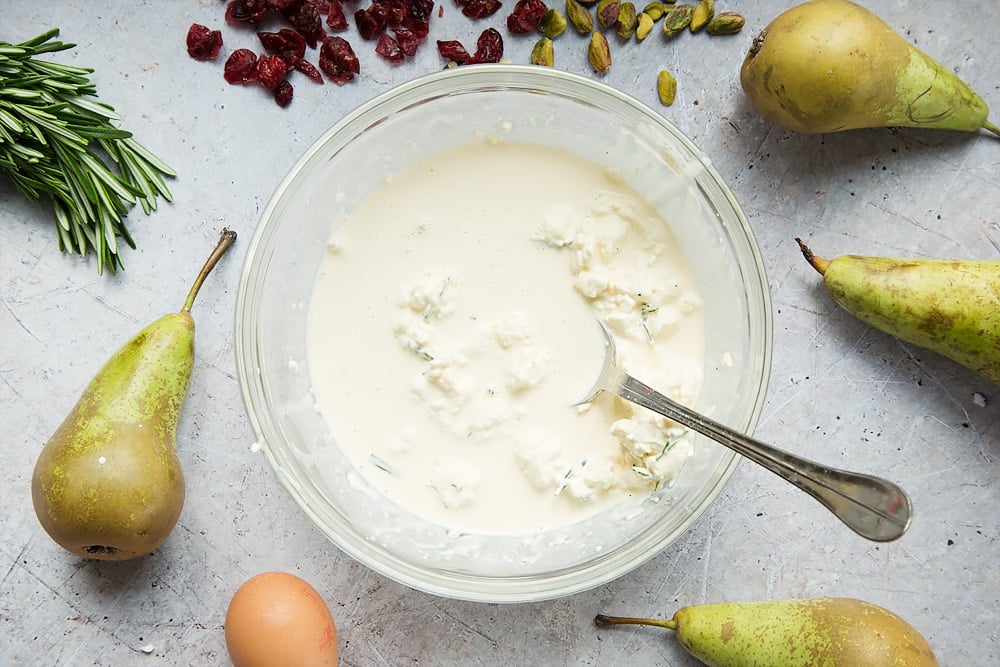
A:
[[740, 0, 999, 136], [919, 308, 955, 336], [719, 619, 734, 643]]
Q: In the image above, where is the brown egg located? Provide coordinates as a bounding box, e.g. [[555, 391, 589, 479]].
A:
[[225, 571, 339, 667]]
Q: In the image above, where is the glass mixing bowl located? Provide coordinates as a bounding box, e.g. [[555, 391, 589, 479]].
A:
[[235, 65, 773, 603]]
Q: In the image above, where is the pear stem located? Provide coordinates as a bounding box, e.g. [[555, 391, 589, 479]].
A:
[[594, 614, 678, 631], [795, 237, 830, 275], [983, 120, 1000, 138], [181, 228, 238, 313]]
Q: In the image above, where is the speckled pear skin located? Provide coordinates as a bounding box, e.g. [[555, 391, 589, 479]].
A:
[[31, 313, 193, 560], [673, 598, 939, 667], [815, 252, 1000, 384]]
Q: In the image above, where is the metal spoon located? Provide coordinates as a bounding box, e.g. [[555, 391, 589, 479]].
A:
[[577, 322, 912, 542]]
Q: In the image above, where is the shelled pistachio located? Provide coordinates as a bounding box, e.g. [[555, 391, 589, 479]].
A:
[[635, 11, 655, 40], [657, 69, 677, 105], [597, 0, 621, 28], [539, 8, 568, 37], [690, 0, 714, 32], [642, 1, 666, 20], [531, 37, 555, 65], [567, 0, 595, 33], [588, 31, 612, 73], [706, 10, 744, 35], [663, 4, 693, 37], [616, 3, 639, 39]]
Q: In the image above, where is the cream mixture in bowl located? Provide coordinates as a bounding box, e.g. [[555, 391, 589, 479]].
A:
[[235, 65, 773, 602], [309, 140, 704, 534]]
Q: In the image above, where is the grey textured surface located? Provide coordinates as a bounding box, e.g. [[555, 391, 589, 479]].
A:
[[2, 1, 998, 665]]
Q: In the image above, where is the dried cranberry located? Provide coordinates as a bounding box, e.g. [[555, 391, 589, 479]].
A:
[[256, 54, 290, 89], [326, 0, 350, 31], [392, 28, 420, 57], [355, 4, 388, 40], [278, 28, 308, 58], [456, 0, 502, 19], [258, 28, 307, 64], [294, 58, 325, 83], [186, 24, 223, 61], [402, 15, 431, 39], [319, 36, 360, 84], [224, 48, 260, 83], [383, 0, 407, 26], [282, 1, 326, 48], [471, 27, 503, 63], [506, 0, 547, 34], [409, 0, 435, 22], [257, 31, 285, 54], [313, 0, 332, 11], [274, 79, 294, 107], [436, 39, 471, 64], [374, 34, 405, 64], [268, 0, 299, 10], [226, 0, 270, 24]]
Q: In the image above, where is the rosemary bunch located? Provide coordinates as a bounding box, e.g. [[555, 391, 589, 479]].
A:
[[0, 29, 175, 274]]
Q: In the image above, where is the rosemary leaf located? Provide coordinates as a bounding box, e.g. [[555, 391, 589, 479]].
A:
[[122, 136, 176, 178], [78, 150, 139, 203], [66, 95, 120, 121], [0, 107, 24, 132], [11, 142, 46, 161], [67, 122, 130, 140]]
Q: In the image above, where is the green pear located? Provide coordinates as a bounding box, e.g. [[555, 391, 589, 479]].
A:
[[797, 239, 1000, 384], [31, 229, 237, 560], [596, 598, 938, 666], [740, 0, 999, 136]]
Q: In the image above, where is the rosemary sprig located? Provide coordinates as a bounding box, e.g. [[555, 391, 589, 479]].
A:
[[0, 29, 175, 274]]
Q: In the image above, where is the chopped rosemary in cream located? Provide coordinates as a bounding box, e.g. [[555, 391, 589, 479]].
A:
[[656, 432, 687, 460], [369, 453, 398, 476], [640, 302, 658, 345]]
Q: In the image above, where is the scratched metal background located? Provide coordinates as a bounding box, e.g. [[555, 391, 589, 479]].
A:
[[2, 1, 997, 664]]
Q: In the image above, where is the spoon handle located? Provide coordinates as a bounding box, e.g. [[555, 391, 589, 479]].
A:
[[611, 370, 912, 542]]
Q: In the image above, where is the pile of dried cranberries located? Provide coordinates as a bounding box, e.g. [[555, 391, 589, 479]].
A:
[[190, 0, 513, 108], [188, 0, 615, 108], [187, 0, 444, 107]]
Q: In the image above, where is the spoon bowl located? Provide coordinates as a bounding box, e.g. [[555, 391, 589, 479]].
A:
[[579, 322, 912, 542]]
